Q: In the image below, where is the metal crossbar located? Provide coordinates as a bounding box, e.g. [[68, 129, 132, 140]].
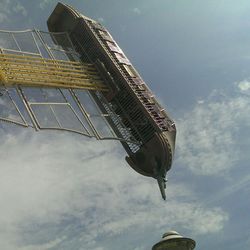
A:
[[0, 53, 108, 91]]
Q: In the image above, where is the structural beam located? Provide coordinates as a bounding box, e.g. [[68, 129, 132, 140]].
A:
[[0, 53, 108, 91]]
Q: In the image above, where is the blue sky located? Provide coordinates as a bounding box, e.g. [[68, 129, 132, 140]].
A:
[[0, 0, 250, 249]]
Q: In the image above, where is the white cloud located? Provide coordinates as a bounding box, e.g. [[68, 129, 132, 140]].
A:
[[203, 173, 250, 206], [17, 237, 66, 250], [0, 0, 27, 23], [98, 17, 105, 23], [132, 8, 141, 15], [0, 127, 228, 249], [197, 99, 205, 104], [13, 2, 27, 17], [176, 88, 250, 175], [235, 79, 250, 95], [39, 0, 54, 10], [133, 247, 144, 250], [247, 235, 250, 249], [0, 0, 10, 23]]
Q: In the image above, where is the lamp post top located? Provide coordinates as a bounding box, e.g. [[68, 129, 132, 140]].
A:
[[152, 231, 196, 250]]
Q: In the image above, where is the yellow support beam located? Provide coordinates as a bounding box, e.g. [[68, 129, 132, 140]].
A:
[[0, 53, 108, 92]]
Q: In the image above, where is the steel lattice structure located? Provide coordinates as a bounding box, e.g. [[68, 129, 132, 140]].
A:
[[0, 2, 176, 199]]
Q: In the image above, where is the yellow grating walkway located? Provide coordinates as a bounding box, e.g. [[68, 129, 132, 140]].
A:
[[0, 53, 108, 91]]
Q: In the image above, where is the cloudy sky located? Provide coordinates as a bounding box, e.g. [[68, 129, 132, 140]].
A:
[[0, 0, 250, 249]]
